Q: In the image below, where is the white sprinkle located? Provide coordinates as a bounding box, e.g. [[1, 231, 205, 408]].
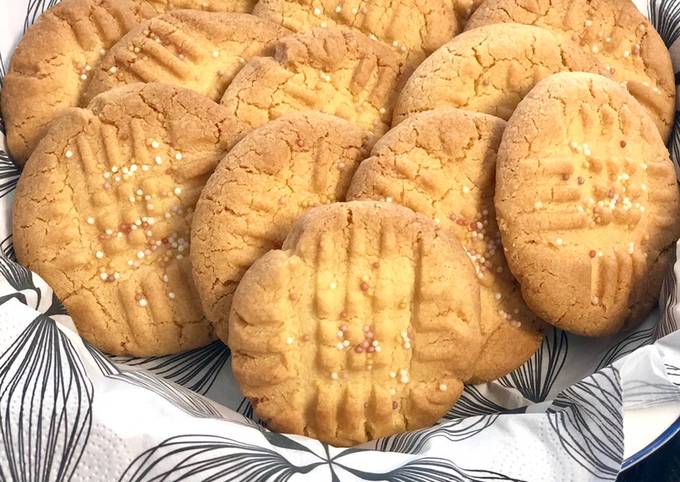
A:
[[585, 19, 593, 27], [583, 144, 592, 157], [114, 176, 121, 183], [495, 292, 502, 300], [142, 164, 150, 172], [628, 242, 635, 254], [462, 186, 470, 194], [86, 217, 95, 225], [392, 40, 399, 48], [591, 45, 599, 54], [212, 50, 220, 58], [329, 281, 337, 289], [129, 196, 135, 203], [320, 21, 328, 28], [105, 229, 113, 235], [155, 155, 163, 165], [623, 50, 630, 57], [80, 74, 88, 81], [313, 7, 322, 15], [439, 383, 448, 391], [592, 296, 600, 305], [330, 372, 339, 380], [534, 201, 543, 209], [389, 371, 396, 378], [99, 272, 108, 281], [379, 107, 386, 114], [286, 336, 294, 345], [109, 66, 118, 74], [385, 196, 393, 203], [640, 183, 648, 191], [127, 259, 134, 266], [335, 5, 342, 12], [555, 238, 564, 246], [168, 292, 176, 299], [174, 187, 182, 196], [137, 251, 145, 259], [138, 298, 148, 307], [351, 7, 358, 13], [175, 152, 183, 161], [65, 150, 73, 159], [343, 339, 351, 347], [151, 140, 160, 149]]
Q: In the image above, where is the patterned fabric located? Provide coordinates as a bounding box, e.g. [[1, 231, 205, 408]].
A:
[[1, 1, 680, 480]]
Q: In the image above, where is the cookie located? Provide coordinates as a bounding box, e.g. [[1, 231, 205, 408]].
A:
[[495, 72, 680, 336], [191, 112, 371, 339], [219, 26, 406, 144], [229, 201, 483, 445], [83, 12, 290, 104], [347, 108, 543, 382], [467, 0, 675, 141], [392, 23, 605, 125], [252, 0, 460, 68], [13, 83, 245, 356], [1, 0, 253, 165]]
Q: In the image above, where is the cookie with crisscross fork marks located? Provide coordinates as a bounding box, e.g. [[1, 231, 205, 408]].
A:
[[495, 72, 680, 336], [13, 83, 246, 356], [229, 201, 483, 445], [466, 0, 675, 141], [1, 0, 253, 165], [252, 0, 461, 68], [219, 26, 407, 146], [191, 112, 372, 338], [347, 108, 544, 382], [392, 23, 606, 126], [84, 11, 290, 103]]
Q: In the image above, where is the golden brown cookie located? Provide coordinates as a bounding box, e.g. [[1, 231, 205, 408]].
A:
[[13, 83, 245, 356], [392, 23, 606, 125], [1, 0, 254, 165], [252, 0, 460, 68], [347, 108, 543, 382], [495, 72, 680, 336], [219, 26, 406, 144], [229, 201, 483, 445], [191, 112, 371, 339], [467, 0, 675, 141], [83, 12, 290, 103]]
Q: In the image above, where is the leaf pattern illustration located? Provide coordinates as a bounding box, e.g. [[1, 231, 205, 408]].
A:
[[596, 325, 656, 371], [499, 328, 569, 402], [0, 314, 93, 482], [446, 385, 526, 418], [659, 261, 680, 340], [547, 367, 623, 480], [338, 457, 526, 482], [112, 341, 230, 395], [375, 415, 499, 454], [649, 0, 680, 46], [84, 342, 223, 418], [24, 0, 60, 31], [118, 434, 326, 482], [0, 150, 20, 198]]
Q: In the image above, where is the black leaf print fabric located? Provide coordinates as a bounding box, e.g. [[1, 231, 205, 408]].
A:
[[0, 315, 93, 482]]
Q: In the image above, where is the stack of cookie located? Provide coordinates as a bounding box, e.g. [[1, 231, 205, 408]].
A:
[[5, 0, 680, 446]]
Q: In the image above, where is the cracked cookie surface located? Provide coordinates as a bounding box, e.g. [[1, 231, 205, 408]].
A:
[[1, 0, 254, 165], [229, 201, 482, 445], [392, 23, 605, 125], [252, 0, 461, 68], [84, 12, 290, 103], [13, 83, 245, 356], [347, 108, 543, 382], [191, 112, 371, 338], [467, 0, 675, 141], [219, 26, 406, 144], [495, 72, 680, 336]]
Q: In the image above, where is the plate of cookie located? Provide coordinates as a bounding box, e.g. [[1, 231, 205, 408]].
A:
[[1, 0, 680, 480]]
